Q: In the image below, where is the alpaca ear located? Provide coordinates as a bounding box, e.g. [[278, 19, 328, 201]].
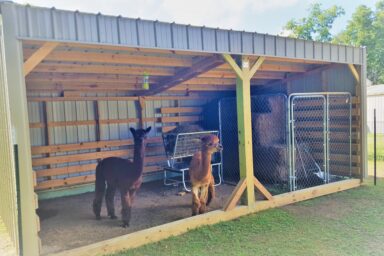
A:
[[145, 126, 152, 134], [129, 127, 136, 136]]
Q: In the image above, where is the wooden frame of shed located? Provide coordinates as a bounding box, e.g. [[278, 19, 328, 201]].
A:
[[0, 2, 367, 256]]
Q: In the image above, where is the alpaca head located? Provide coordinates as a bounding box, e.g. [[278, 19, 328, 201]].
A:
[[130, 127, 151, 142], [201, 135, 223, 153]]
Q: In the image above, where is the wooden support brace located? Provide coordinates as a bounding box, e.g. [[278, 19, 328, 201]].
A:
[[141, 55, 224, 95], [348, 64, 360, 83], [249, 57, 266, 78], [138, 97, 146, 128], [222, 54, 243, 78], [23, 41, 59, 76], [253, 177, 273, 200], [223, 178, 247, 211]]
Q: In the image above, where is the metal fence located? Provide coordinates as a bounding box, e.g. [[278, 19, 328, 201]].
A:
[[289, 93, 352, 191], [219, 94, 290, 194], [219, 92, 352, 194]]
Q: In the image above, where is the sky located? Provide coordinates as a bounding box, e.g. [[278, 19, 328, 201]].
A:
[[14, 0, 379, 36]]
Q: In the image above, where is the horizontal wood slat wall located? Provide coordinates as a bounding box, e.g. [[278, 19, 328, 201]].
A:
[[30, 95, 213, 191]]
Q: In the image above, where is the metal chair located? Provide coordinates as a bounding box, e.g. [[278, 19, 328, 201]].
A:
[[162, 130, 222, 192]]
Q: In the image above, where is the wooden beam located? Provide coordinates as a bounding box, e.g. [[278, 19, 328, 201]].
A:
[[23, 42, 59, 76], [23, 49, 194, 67], [223, 178, 247, 211], [348, 64, 360, 82], [223, 54, 257, 207], [141, 55, 225, 95], [53, 179, 360, 256], [253, 177, 273, 200], [26, 95, 213, 102], [160, 107, 203, 114], [267, 63, 338, 87], [222, 54, 242, 77], [138, 97, 146, 128], [32, 63, 175, 76], [23, 40, 211, 57], [249, 57, 266, 78]]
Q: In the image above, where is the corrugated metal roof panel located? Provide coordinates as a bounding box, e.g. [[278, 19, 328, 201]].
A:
[[0, 2, 363, 64]]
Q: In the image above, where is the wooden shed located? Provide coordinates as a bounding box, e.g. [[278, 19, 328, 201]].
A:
[[0, 2, 366, 255]]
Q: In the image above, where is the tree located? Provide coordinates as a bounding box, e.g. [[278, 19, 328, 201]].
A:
[[284, 3, 345, 42], [334, 1, 384, 84]]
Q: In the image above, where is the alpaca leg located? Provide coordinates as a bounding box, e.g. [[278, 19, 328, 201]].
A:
[[120, 188, 131, 228], [191, 186, 201, 216], [92, 190, 104, 220], [105, 184, 117, 219], [207, 178, 215, 206], [199, 184, 209, 214]]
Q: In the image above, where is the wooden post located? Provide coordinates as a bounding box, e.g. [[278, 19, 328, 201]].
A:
[[222, 55, 266, 208], [138, 97, 146, 128]]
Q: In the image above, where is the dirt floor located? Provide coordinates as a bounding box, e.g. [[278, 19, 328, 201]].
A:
[[37, 181, 235, 255]]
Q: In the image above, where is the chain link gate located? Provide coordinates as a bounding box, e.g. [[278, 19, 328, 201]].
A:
[[289, 93, 352, 191], [219, 94, 289, 194]]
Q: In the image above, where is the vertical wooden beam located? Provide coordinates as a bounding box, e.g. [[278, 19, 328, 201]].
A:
[[23, 41, 59, 76], [42, 102, 53, 183], [138, 97, 146, 128], [94, 101, 102, 161], [223, 54, 266, 208]]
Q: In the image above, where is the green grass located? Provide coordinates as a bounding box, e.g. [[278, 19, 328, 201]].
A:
[[368, 133, 384, 161], [111, 178, 384, 256]]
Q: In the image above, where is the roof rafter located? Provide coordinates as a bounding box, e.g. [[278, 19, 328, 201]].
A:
[[140, 55, 225, 96]]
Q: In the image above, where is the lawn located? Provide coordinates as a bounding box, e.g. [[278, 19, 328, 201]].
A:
[[368, 133, 384, 177], [111, 178, 384, 256]]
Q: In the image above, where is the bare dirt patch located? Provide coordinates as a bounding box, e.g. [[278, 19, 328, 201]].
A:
[[38, 181, 234, 255]]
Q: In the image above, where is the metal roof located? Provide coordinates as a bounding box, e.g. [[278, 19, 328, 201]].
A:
[[367, 84, 384, 96], [0, 1, 363, 65]]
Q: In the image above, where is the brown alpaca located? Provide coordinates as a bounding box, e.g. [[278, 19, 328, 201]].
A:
[[188, 135, 222, 216], [92, 127, 151, 227]]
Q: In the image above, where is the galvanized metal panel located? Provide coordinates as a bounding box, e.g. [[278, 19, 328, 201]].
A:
[[295, 40, 305, 59], [242, 32, 253, 54], [314, 42, 322, 60], [323, 43, 331, 61], [216, 29, 229, 52], [118, 17, 138, 45], [0, 2, 364, 64], [172, 23, 188, 50], [137, 19, 156, 47], [229, 30, 241, 53], [265, 35, 275, 56], [52, 9, 77, 41], [98, 15, 119, 44], [75, 12, 98, 42], [286, 38, 295, 58], [304, 41, 313, 59], [253, 33, 264, 55], [201, 27, 216, 51], [276, 36, 286, 57], [339, 45, 346, 63], [187, 26, 203, 50]]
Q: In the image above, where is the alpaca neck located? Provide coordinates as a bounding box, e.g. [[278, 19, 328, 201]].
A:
[[201, 150, 212, 176], [133, 140, 145, 173]]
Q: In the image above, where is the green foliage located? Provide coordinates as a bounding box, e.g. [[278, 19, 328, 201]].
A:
[[334, 1, 384, 84], [284, 3, 345, 42]]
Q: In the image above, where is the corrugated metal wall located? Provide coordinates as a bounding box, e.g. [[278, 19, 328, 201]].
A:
[[0, 17, 19, 254], [28, 92, 209, 186], [0, 2, 363, 65], [252, 65, 355, 96]]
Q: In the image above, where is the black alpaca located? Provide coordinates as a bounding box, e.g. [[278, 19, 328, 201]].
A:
[[92, 127, 151, 227]]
